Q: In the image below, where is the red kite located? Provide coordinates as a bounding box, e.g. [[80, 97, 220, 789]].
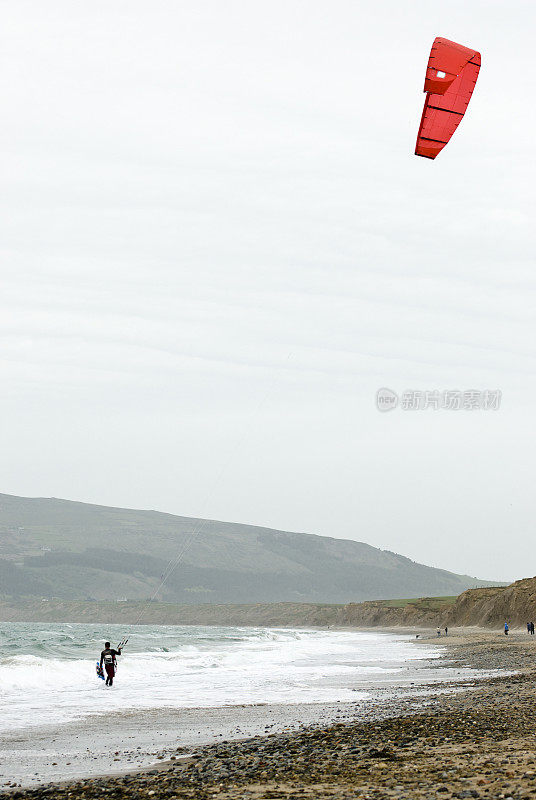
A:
[[415, 37, 481, 159]]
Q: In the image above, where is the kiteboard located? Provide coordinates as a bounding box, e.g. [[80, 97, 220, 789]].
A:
[[96, 662, 105, 680]]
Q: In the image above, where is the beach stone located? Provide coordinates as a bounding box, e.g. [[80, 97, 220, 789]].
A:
[[10, 634, 536, 800]]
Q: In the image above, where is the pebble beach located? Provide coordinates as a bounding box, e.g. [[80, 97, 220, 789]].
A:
[[3, 629, 535, 800]]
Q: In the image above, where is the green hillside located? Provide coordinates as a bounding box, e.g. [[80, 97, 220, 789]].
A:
[[0, 493, 499, 604]]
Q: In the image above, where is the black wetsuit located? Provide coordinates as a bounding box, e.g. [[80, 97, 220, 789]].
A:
[[100, 648, 121, 686]]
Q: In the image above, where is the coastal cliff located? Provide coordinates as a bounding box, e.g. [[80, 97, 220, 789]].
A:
[[2, 577, 535, 629]]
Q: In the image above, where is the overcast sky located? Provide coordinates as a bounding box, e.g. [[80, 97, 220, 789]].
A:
[[1, 0, 535, 582]]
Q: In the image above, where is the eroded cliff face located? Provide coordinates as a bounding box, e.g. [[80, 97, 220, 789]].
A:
[[1, 578, 531, 629], [337, 602, 442, 627], [446, 578, 536, 628], [0, 597, 442, 626], [341, 578, 536, 629]]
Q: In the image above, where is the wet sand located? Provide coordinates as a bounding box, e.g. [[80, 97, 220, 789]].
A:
[[3, 628, 535, 799], [0, 701, 371, 789]]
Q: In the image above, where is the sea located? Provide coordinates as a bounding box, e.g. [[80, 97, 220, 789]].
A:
[[1, 622, 496, 787], [1, 621, 468, 736]]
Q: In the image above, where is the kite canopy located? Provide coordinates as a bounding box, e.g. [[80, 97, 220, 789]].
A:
[[415, 37, 481, 159]]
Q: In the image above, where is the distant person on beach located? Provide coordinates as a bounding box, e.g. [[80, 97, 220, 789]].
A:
[[99, 641, 122, 686], [528, 623, 531, 634], [531, 622, 535, 635], [445, 627, 448, 636], [504, 622, 509, 636], [437, 627, 441, 637]]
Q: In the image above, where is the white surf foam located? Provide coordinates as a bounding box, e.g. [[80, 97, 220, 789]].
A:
[[0, 624, 440, 732]]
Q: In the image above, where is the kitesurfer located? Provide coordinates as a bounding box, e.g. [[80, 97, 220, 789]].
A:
[[100, 641, 122, 686]]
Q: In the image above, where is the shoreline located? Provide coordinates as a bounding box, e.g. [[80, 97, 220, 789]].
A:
[[2, 627, 527, 796], [0, 626, 479, 789]]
